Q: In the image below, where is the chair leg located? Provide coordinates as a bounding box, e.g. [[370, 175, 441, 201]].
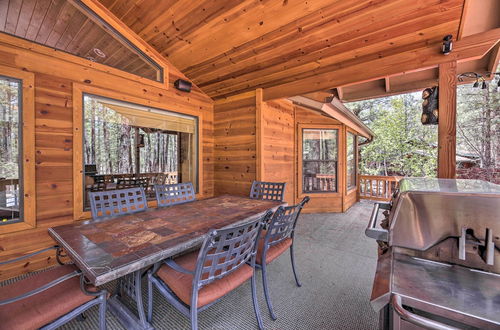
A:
[[251, 272, 264, 330], [290, 245, 302, 287], [99, 294, 107, 330], [261, 263, 277, 320], [190, 307, 198, 330], [147, 274, 153, 323]]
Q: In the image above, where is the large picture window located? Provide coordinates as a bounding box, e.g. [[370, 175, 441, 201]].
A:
[[302, 129, 338, 193], [347, 132, 357, 191], [82, 94, 198, 210], [0, 77, 22, 224]]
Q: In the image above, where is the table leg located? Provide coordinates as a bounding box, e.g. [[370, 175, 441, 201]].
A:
[[108, 270, 153, 330]]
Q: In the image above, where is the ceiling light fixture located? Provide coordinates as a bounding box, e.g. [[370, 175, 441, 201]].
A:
[[93, 48, 106, 58]]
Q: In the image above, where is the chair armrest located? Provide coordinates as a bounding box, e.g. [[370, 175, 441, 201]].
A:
[[0, 270, 81, 306], [164, 258, 194, 275], [0, 246, 58, 266]]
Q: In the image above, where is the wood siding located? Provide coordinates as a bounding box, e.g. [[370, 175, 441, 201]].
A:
[[214, 92, 257, 196], [260, 99, 295, 204], [0, 33, 214, 281], [213, 93, 362, 213]]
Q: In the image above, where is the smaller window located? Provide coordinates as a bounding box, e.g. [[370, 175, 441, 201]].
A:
[[0, 76, 22, 225], [347, 132, 357, 191], [302, 129, 338, 193]]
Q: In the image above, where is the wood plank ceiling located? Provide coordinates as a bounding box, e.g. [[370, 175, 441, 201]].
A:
[[0, 0, 161, 81], [98, 0, 466, 99]]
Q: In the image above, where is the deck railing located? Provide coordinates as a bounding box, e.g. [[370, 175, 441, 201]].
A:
[[358, 175, 402, 201]]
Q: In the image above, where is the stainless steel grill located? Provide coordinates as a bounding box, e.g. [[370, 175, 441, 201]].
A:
[[365, 178, 500, 330]]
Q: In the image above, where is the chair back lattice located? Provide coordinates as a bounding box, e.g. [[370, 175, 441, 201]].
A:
[[249, 181, 286, 202], [117, 177, 150, 190], [154, 183, 195, 207], [88, 187, 148, 220], [264, 197, 310, 247], [193, 211, 272, 289], [87, 175, 114, 192]]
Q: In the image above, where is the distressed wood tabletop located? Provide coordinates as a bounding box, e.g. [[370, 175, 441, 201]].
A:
[[49, 195, 283, 285]]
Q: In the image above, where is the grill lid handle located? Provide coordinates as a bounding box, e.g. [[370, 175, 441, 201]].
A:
[[391, 294, 460, 330], [365, 202, 389, 242]]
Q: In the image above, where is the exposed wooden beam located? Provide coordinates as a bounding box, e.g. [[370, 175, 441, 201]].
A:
[[384, 77, 391, 92], [487, 43, 500, 77], [342, 78, 439, 102], [263, 28, 500, 101], [334, 87, 344, 100], [302, 91, 333, 103], [438, 61, 457, 179], [457, 0, 471, 40]]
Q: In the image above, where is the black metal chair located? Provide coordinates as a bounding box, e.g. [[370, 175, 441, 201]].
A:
[[0, 247, 107, 330], [256, 196, 310, 320], [88, 187, 148, 220], [249, 181, 287, 202], [146, 211, 273, 330], [154, 182, 195, 207]]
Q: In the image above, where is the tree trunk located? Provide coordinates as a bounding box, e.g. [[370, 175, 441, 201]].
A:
[[483, 88, 492, 167]]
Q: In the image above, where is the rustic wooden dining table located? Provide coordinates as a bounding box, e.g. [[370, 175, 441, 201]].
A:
[[48, 195, 284, 330]]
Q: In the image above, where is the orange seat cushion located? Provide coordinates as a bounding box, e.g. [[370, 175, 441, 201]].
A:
[[256, 234, 292, 265], [156, 250, 254, 308], [0, 265, 96, 330]]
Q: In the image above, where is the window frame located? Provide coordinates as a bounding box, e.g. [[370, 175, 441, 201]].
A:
[[0, 65, 36, 234], [346, 129, 358, 193], [73, 84, 203, 220], [297, 124, 341, 198]]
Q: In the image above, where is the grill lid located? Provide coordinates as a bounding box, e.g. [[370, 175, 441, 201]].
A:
[[389, 178, 500, 268]]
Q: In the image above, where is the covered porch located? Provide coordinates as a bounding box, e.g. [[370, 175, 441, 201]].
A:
[[1, 202, 377, 330], [0, 0, 499, 329]]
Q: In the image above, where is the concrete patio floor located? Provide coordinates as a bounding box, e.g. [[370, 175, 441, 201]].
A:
[[61, 200, 380, 329]]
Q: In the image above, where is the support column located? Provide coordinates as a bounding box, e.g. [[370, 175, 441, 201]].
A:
[[437, 61, 457, 178]]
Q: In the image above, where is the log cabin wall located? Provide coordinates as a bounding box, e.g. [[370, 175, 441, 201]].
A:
[[0, 33, 214, 281], [213, 92, 257, 196], [213, 92, 362, 213], [259, 99, 295, 204], [344, 186, 359, 212]]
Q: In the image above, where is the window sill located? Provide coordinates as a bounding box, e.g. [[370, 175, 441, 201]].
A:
[[0, 221, 36, 234]]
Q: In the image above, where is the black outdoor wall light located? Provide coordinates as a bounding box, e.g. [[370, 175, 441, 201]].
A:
[[442, 35, 453, 55]]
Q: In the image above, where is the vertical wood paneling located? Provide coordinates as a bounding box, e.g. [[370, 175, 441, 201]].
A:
[[213, 93, 257, 196], [438, 61, 457, 178], [0, 35, 214, 281], [261, 99, 295, 204]]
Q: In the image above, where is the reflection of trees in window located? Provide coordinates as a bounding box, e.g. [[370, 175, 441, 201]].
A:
[[83, 97, 179, 175], [302, 129, 338, 193], [82, 95, 197, 209], [0, 77, 21, 223], [347, 133, 357, 190]]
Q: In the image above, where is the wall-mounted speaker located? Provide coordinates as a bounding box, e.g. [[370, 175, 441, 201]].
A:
[[174, 79, 192, 92]]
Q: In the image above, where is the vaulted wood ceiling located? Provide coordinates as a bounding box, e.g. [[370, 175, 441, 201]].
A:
[[0, 0, 161, 81], [99, 0, 467, 99]]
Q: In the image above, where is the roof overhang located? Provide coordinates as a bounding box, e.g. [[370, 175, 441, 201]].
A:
[[289, 96, 374, 139]]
